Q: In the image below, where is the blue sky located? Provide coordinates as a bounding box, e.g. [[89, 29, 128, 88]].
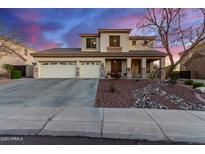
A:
[[0, 8, 145, 50]]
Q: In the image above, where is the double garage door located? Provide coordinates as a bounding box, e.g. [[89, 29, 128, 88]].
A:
[[39, 61, 100, 78]]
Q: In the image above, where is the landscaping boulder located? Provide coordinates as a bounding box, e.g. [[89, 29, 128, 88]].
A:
[[195, 87, 205, 94]]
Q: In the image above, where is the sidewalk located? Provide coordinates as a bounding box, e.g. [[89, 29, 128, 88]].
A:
[[1, 107, 205, 144]]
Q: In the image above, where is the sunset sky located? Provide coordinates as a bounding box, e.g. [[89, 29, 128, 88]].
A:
[[0, 8, 203, 62]]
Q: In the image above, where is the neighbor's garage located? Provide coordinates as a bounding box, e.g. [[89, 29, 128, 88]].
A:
[[79, 61, 100, 78], [39, 62, 76, 78]]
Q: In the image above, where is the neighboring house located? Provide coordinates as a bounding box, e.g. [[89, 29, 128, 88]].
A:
[[179, 43, 205, 79], [0, 37, 36, 77], [31, 29, 167, 79]]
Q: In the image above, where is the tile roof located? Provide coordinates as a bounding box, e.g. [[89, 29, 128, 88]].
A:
[[184, 48, 205, 65], [129, 36, 156, 40], [31, 48, 167, 57], [98, 29, 132, 33], [79, 34, 99, 37]]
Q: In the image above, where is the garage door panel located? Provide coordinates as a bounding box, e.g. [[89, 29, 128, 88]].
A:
[[40, 62, 76, 78], [79, 62, 100, 78]]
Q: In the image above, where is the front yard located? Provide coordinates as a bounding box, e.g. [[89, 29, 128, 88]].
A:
[[95, 79, 205, 111]]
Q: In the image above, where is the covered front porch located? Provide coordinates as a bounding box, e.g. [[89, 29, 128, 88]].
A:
[[103, 57, 166, 79]]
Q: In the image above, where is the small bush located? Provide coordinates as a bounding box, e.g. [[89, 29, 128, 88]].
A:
[[109, 81, 117, 93], [192, 82, 205, 89], [171, 72, 178, 80], [2, 64, 14, 78], [184, 79, 194, 85], [11, 70, 22, 79]]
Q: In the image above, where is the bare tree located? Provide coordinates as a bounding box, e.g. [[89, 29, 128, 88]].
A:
[[138, 8, 205, 78], [0, 22, 26, 61]]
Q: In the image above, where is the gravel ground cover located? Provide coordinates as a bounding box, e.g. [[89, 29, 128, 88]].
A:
[[95, 79, 205, 111], [201, 94, 205, 100]]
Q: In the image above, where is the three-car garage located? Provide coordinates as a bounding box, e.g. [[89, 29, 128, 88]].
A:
[[39, 61, 101, 78]]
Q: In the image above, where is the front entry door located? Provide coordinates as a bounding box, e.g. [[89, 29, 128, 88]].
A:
[[111, 60, 122, 78], [132, 60, 140, 78]]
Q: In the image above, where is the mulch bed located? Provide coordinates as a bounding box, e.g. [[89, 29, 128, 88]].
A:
[[0, 79, 14, 85], [95, 79, 138, 108], [95, 79, 205, 109]]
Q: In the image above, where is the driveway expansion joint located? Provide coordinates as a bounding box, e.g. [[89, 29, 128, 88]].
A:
[[100, 108, 105, 137], [37, 106, 68, 135], [143, 109, 171, 142], [185, 110, 205, 122]]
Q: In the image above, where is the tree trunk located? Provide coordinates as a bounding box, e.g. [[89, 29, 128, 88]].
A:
[[166, 65, 175, 79]]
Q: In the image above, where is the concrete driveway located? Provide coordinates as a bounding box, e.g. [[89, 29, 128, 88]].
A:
[[0, 79, 99, 136], [0, 79, 99, 107]]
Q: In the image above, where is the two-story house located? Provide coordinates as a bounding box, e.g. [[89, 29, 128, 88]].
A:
[[0, 37, 37, 77], [31, 29, 167, 79]]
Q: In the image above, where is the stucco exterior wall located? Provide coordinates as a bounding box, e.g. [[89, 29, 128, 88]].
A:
[[121, 60, 127, 76], [81, 37, 100, 51], [128, 40, 154, 50], [105, 59, 111, 74], [0, 42, 36, 74], [180, 44, 205, 71], [186, 56, 205, 79], [100, 33, 129, 52]]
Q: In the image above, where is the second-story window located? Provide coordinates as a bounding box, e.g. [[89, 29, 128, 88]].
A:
[[109, 36, 120, 47], [132, 40, 136, 46], [143, 40, 149, 46], [86, 38, 96, 49]]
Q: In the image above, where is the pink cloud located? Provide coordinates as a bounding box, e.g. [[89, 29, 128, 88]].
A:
[[16, 11, 40, 21], [23, 24, 41, 44], [38, 41, 61, 50], [113, 14, 143, 29]]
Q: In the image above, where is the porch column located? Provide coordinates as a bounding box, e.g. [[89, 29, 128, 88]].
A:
[[101, 58, 106, 78], [127, 58, 132, 78], [141, 58, 147, 78], [76, 61, 80, 78], [160, 57, 166, 79], [33, 61, 39, 79], [150, 61, 154, 73]]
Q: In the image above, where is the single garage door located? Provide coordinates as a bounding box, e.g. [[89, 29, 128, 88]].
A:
[[40, 62, 76, 78], [79, 61, 100, 78]]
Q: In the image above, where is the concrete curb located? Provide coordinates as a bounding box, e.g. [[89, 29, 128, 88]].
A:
[[0, 107, 205, 144]]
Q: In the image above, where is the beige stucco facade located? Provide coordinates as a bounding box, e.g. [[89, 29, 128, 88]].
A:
[[179, 43, 205, 79], [179, 43, 205, 71], [128, 39, 154, 50], [32, 29, 166, 79], [185, 55, 205, 79], [0, 39, 36, 77]]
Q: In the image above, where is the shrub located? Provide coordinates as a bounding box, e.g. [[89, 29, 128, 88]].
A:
[[166, 72, 178, 85], [109, 81, 117, 93], [192, 82, 205, 89], [11, 70, 22, 79], [170, 72, 178, 80], [169, 79, 177, 85], [2, 64, 14, 78], [184, 79, 194, 85]]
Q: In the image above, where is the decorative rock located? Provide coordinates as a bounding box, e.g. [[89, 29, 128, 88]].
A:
[[131, 82, 205, 111], [195, 87, 205, 94]]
